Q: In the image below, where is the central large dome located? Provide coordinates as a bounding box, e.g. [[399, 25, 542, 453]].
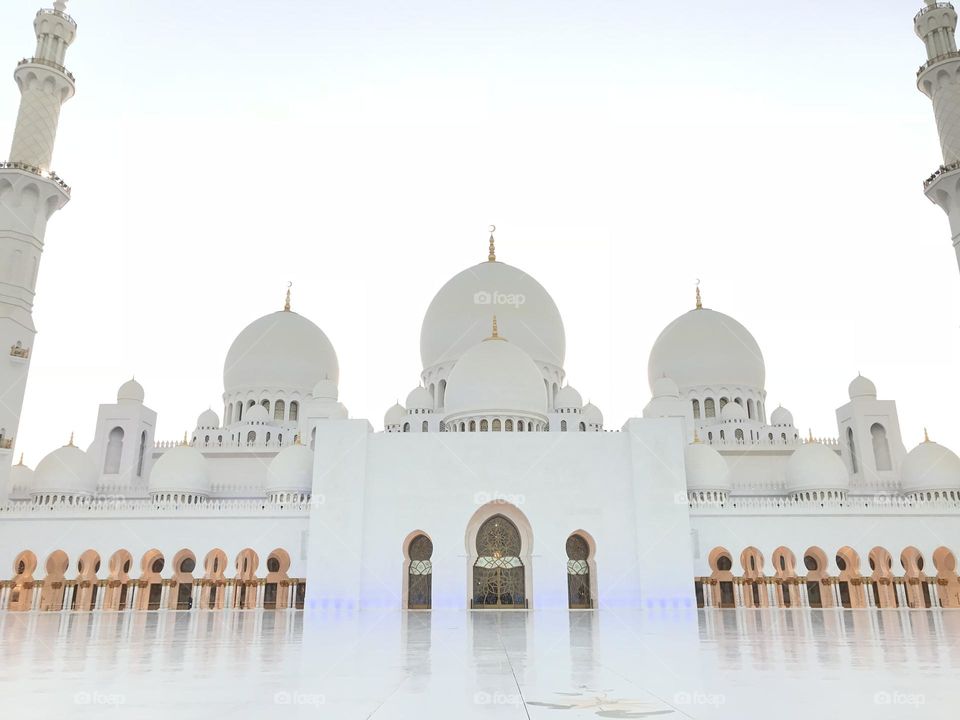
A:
[[420, 260, 565, 371], [224, 310, 339, 395], [648, 306, 765, 393]]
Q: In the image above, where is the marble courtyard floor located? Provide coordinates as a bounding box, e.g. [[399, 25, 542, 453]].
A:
[[0, 608, 957, 718]]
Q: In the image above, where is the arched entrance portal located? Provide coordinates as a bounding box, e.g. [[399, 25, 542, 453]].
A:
[[407, 534, 433, 609], [472, 515, 527, 609], [566, 534, 592, 609]]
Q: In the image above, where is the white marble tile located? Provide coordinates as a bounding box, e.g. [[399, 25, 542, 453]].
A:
[[0, 608, 957, 719]]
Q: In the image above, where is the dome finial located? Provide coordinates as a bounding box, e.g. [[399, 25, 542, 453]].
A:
[[16, 453, 24, 466], [67, 432, 75, 447], [284, 282, 292, 312], [807, 428, 815, 444], [53, 0, 68, 12], [182, 431, 189, 447], [924, 427, 931, 443], [491, 314, 499, 339], [487, 225, 496, 262], [695, 280, 702, 310]]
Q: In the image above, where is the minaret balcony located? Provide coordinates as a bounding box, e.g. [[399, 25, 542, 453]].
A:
[[924, 160, 960, 191], [37, 8, 76, 26], [916, 2, 955, 23], [0, 162, 70, 196], [17, 57, 75, 83]]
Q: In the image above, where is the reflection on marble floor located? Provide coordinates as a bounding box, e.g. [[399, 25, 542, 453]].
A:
[[0, 608, 957, 719]]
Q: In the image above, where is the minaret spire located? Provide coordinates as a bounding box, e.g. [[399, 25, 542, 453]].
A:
[[915, 1, 960, 271], [0, 4, 77, 504]]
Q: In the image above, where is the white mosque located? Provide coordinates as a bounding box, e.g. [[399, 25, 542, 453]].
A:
[[1, 0, 960, 615]]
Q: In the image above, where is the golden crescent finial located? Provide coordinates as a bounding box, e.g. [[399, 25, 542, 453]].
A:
[[284, 282, 292, 312], [695, 279, 702, 310], [488, 225, 496, 262], [491, 315, 499, 339], [68, 432, 75, 447], [924, 427, 931, 443]]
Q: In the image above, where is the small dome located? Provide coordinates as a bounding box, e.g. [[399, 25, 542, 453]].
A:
[[555, 385, 583, 410], [685, 442, 731, 492], [651, 376, 680, 399], [901, 439, 960, 494], [648, 306, 765, 393], [444, 334, 548, 419], [224, 310, 339, 396], [721, 402, 747, 421], [583, 402, 603, 427], [420, 260, 565, 371], [785, 442, 849, 493], [32, 443, 97, 497], [117, 377, 144, 404], [9, 458, 34, 499], [244, 404, 270, 423], [770, 405, 794, 427], [312, 378, 338, 401], [149, 445, 210, 495], [406, 386, 433, 410], [384, 402, 405, 428], [849, 374, 877, 400], [266, 443, 313, 494], [196, 408, 220, 429]]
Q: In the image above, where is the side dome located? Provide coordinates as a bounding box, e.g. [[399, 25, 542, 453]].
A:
[[244, 404, 270, 423], [648, 306, 765, 393], [149, 445, 210, 496], [583, 402, 603, 427], [223, 309, 339, 396], [651, 376, 680, 399], [555, 385, 583, 410], [901, 439, 960, 494], [266, 444, 313, 494], [720, 401, 747, 421], [312, 378, 338, 401], [685, 442, 731, 492], [770, 405, 794, 427], [785, 442, 849, 493], [196, 408, 220, 429], [848, 374, 877, 400], [420, 260, 565, 371], [32, 443, 97, 497], [384, 402, 405, 428], [117, 377, 144, 404], [9, 457, 34, 500], [406, 386, 433, 410], [444, 332, 548, 419]]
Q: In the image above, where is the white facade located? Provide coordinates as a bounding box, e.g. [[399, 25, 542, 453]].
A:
[[1, 2, 960, 612]]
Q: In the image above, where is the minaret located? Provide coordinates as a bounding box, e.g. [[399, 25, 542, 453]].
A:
[[0, 1, 76, 500], [915, 1, 960, 269]]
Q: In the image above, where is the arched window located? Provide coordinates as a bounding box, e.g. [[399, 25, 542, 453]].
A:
[[704, 398, 716, 418], [505, 419, 514, 431], [871, 423, 892, 471], [289, 401, 299, 421], [735, 429, 744, 443], [246, 430, 256, 445], [492, 419, 501, 432], [734, 397, 742, 406], [438, 379, 447, 408], [469, 420, 476, 432], [247, 399, 256, 409], [236, 401, 243, 422], [274, 400, 285, 421], [847, 427, 859, 474], [747, 399, 755, 419], [566, 534, 592, 609], [473, 515, 525, 608], [261, 399, 270, 414], [459, 422, 465, 432], [719, 430, 725, 441], [561, 420, 567, 432], [480, 419, 489, 432], [692, 399, 701, 419], [403, 422, 410, 433], [407, 534, 433, 609], [137, 430, 147, 477], [517, 421, 524, 432], [310, 427, 316, 449], [421, 420, 428, 432], [104, 426, 124, 474], [579, 422, 586, 432], [719, 397, 729, 411]]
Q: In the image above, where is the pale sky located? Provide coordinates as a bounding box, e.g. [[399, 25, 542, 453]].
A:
[[2, 0, 958, 466]]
